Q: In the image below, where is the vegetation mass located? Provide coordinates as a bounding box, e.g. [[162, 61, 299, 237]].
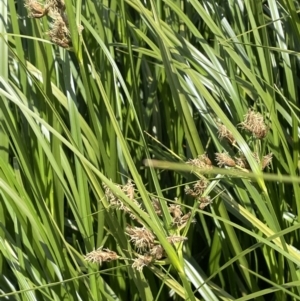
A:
[[1, 0, 300, 300]]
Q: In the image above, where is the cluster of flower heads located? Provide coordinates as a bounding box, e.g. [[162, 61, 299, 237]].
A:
[[184, 109, 272, 209], [216, 109, 272, 170], [84, 247, 119, 265], [184, 178, 212, 210], [24, 0, 81, 48], [102, 180, 140, 221], [215, 151, 272, 170], [186, 154, 213, 209], [85, 111, 272, 271], [85, 180, 189, 271]]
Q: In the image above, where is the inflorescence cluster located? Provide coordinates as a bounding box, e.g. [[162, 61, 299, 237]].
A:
[[216, 109, 272, 170], [84, 109, 271, 272], [185, 109, 271, 210], [24, 0, 82, 48], [85, 180, 189, 271]]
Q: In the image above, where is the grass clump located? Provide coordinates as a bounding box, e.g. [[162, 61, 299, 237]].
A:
[[0, 0, 300, 300]]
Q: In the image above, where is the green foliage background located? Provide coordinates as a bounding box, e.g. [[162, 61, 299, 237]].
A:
[[1, 0, 300, 300]]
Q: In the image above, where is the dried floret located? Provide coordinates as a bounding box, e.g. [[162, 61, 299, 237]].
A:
[[151, 197, 162, 216], [198, 196, 213, 209], [24, 0, 51, 18], [185, 179, 209, 198], [235, 156, 250, 169], [215, 152, 236, 167], [262, 153, 273, 170], [187, 154, 212, 169], [149, 244, 165, 260], [217, 123, 235, 144], [84, 247, 119, 265], [132, 255, 153, 271], [103, 180, 141, 220], [167, 235, 188, 244], [239, 109, 269, 139], [126, 226, 155, 252]]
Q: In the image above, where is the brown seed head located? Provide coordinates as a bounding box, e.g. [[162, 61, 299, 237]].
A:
[[126, 226, 155, 252], [167, 235, 188, 244], [25, 0, 51, 18], [198, 196, 213, 209], [262, 153, 273, 170], [132, 255, 153, 271], [187, 154, 212, 170], [84, 247, 119, 265], [239, 109, 269, 139], [47, 11, 71, 48], [217, 123, 235, 144], [200, 154, 212, 166], [168, 204, 183, 218], [172, 212, 195, 227], [215, 152, 236, 167], [235, 156, 250, 169], [103, 182, 121, 207], [193, 179, 209, 194], [122, 180, 135, 200], [103, 181, 141, 220], [149, 244, 165, 260], [151, 197, 162, 216]]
